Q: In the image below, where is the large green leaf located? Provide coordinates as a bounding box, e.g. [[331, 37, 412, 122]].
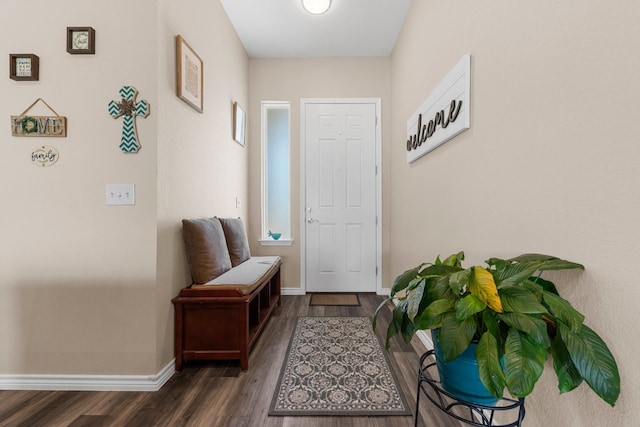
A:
[[406, 280, 426, 321], [441, 251, 465, 267], [385, 300, 415, 348], [469, 266, 503, 313], [400, 308, 416, 345], [482, 310, 503, 348], [414, 299, 454, 330], [384, 302, 405, 349], [499, 285, 548, 314], [505, 254, 584, 272], [493, 261, 545, 288], [405, 276, 426, 293], [559, 323, 620, 406], [494, 255, 583, 288], [536, 258, 584, 272], [391, 266, 422, 296], [528, 276, 559, 295], [372, 296, 392, 331], [542, 291, 585, 331], [418, 263, 464, 279], [476, 332, 506, 400], [439, 313, 477, 361], [550, 332, 583, 393], [426, 275, 454, 301], [498, 312, 550, 348], [505, 254, 557, 263], [456, 294, 485, 321], [504, 329, 547, 397], [485, 257, 509, 270], [448, 268, 472, 294], [521, 278, 544, 299]]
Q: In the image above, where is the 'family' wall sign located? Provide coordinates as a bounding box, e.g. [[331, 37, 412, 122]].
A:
[[406, 55, 471, 163]]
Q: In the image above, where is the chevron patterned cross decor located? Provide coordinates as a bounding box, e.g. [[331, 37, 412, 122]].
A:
[[108, 86, 150, 153]]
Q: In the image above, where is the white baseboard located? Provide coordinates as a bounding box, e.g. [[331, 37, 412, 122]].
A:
[[281, 287, 306, 295], [282, 287, 391, 296], [377, 287, 391, 296], [416, 329, 434, 351], [0, 359, 175, 392]]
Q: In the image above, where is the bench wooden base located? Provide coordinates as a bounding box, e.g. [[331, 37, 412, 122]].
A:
[[172, 262, 281, 371]]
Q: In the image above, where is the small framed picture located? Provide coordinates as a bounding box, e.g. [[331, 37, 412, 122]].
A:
[[176, 35, 204, 113], [233, 102, 246, 147], [9, 54, 39, 81], [67, 27, 95, 54]]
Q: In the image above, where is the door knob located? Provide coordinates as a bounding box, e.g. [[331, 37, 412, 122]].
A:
[[307, 218, 318, 223]]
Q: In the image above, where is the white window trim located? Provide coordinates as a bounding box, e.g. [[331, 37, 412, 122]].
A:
[[261, 101, 292, 242], [259, 239, 294, 246]]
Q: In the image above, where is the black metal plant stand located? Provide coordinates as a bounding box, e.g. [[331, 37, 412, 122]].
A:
[[415, 351, 525, 427]]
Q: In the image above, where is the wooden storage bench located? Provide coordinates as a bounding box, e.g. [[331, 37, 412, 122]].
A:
[[172, 257, 281, 371], [172, 216, 282, 371]]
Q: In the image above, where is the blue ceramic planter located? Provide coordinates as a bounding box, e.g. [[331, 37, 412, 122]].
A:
[[431, 329, 499, 406]]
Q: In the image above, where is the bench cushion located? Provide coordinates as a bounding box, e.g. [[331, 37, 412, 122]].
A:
[[182, 217, 232, 284], [218, 217, 251, 267], [191, 256, 281, 295]]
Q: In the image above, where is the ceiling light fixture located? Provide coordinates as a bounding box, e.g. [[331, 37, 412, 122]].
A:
[[302, 0, 332, 15]]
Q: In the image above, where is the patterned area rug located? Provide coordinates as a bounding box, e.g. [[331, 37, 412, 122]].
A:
[[269, 317, 412, 416]]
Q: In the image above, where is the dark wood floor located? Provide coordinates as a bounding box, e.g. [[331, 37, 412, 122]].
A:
[[0, 294, 464, 427]]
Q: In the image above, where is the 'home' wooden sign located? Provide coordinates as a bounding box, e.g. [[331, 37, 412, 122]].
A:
[[11, 98, 67, 137], [11, 115, 67, 137]]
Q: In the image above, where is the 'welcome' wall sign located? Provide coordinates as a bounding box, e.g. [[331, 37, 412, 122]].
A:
[[406, 55, 471, 163]]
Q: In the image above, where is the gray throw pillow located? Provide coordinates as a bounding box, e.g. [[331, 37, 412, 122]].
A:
[[218, 217, 251, 267], [182, 217, 232, 284]]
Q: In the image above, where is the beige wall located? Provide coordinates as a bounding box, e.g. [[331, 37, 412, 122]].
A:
[[248, 58, 391, 290], [0, 0, 248, 376], [390, 1, 639, 425], [1, 0, 158, 375], [156, 0, 249, 372]]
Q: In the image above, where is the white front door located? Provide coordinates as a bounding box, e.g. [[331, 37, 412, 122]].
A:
[[303, 101, 378, 293]]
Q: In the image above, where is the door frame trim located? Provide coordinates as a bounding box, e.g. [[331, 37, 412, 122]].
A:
[[300, 98, 382, 295]]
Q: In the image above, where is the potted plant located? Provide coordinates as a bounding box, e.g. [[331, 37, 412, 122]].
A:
[[373, 252, 620, 406]]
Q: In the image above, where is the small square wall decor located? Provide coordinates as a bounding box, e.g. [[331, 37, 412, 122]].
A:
[[10, 54, 39, 81], [67, 27, 95, 54]]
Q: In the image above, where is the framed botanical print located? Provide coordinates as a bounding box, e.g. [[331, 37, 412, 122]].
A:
[[67, 27, 96, 54], [9, 54, 39, 81], [176, 35, 204, 113]]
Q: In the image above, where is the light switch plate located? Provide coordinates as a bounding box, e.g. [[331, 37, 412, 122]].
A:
[[106, 184, 135, 205]]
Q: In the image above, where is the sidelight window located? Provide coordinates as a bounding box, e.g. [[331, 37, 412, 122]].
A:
[[260, 102, 291, 245]]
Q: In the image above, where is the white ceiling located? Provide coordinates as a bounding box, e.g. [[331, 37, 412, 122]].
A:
[[219, 0, 413, 58]]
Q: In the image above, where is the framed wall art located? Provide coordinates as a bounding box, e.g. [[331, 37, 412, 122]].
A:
[[233, 102, 246, 146], [67, 27, 95, 54], [9, 54, 39, 81], [176, 35, 203, 113]]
